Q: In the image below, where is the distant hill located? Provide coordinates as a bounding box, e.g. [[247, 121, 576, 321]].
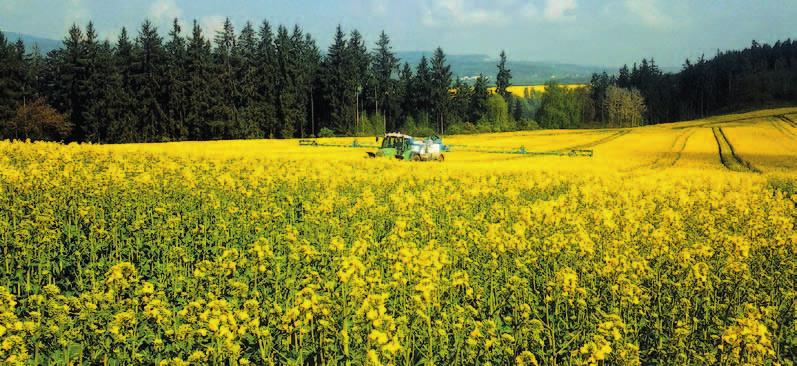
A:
[[396, 51, 612, 85], [3, 32, 62, 54], [1, 32, 612, 84]]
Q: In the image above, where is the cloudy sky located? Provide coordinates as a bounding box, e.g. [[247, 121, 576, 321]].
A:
[[1, 0, 795, 67]]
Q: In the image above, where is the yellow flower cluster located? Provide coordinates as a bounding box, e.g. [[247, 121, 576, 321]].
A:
[[0, 108, 796, 364]]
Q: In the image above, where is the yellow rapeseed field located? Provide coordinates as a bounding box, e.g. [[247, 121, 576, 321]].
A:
[[487, 84, 586, 97], [1, 108, 796, 365]]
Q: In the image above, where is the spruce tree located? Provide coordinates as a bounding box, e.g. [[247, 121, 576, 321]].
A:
[[397, 62, 413, 129], [213, 18, 238, 136], [347, 29, 370, 134], [164, 18, 188, 139], [430, 47, 452, 134], [51, 24, 85, 140], [320, 25, 351, 133], [80, 22, 107, 142], [0, 31, 24, 135], [274, 25, 297, 138], [256, 21, 278, 137], [470, 74, 488, 122], [300, 32, 321, 137], [235, 21, 261, 138], [185, 20, 213, 139], [132, 20, 166, 141], [106, 27, 138, 142], [372, 31, 398, 133], [495, 50, 512, 99], [412, 55, 432, 124], [23, 44, 44, 105]]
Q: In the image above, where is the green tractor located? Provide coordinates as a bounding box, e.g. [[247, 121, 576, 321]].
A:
[[367, 133, 446, 161]]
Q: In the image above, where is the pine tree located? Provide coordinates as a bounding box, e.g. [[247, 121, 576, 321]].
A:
[[132, 20, 166, 141], [80, 22, 107, 142], [450, 77, 471, 124], [289, 25, 308, 138], [430, 47, 452, 134], [213, 18, 239, 137], [496, 50, 512, 99], [185, 20, 213, 139], [164, 18, 188, 139], [106, 27, 138, 142], [397, 62, 413, 129], [321, 25, 351, 133], [23, 44, 44, 105], [235, 21, 262, 138], [617, 65, 630, 88], [49, 24, 85, 140], [347, 29, 370, 134], [300, 32, 321, 137], [274, 25, 297, 138], [0, 31, 26, 135], [255, 21, 278, 137], [412, 55, 432, 124], [469, 74, 488, 122], [371, 31, 398, 133]]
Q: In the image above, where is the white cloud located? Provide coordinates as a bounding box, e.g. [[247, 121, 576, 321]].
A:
[[149, 0, 182, 23], [421, 0, 508, 27], [64, 0, 90, 27], [200, 15, 226, 37], [624, 0, 673, 30], [370, 0, 388, 16], [543, 0, 577, 21]]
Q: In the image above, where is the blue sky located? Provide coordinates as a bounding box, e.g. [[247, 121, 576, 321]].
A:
[[1, 0, 795, 67]]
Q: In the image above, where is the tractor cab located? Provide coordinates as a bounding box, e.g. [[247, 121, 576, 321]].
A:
[[381, 133, 414, 158], [367, 132, 446, 161]]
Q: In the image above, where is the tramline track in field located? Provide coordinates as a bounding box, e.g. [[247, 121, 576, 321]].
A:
[[712, 127, 760, 173], [563, 129, 630, 150], [770, 118, 797, 139]]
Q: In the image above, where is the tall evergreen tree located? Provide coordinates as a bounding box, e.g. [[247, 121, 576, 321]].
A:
[[80, 22, 110, 142], [49, 24, 86, 140], [469, 74, 488, 122], [321, 25, 352, 133], [371, 31, 398, 131], [430, 47, 452, 134], [450, 77, 471, 124], [255, 21, 278, 137], [235, 21, 262, 138], [213, 18, 238, 136], [274, 25, 297, 138], [185, 20, 214, 139], [0, 31, 25, 126], [412, 55, 432, 124], [23, 44, 45, 105], [164, 18, 188, 139], [132, 20, 166, 141], [397, 62, 414, 129], [495, 50, 512, 99], [300, 32, 321, 137], [347, 29, 370, 133], [106, 27, 138, 142]]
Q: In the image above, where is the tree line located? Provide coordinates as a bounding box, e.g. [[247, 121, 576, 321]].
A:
[[590, 39, 797, 125], [0, 20, 533, 142], [2, 19, 796, 142]]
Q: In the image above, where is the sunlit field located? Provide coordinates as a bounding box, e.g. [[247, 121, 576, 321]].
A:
[[1, 108, 796, 365], [487, 84, 586, 97]]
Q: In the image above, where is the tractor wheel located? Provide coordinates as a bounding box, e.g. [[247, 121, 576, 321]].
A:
[[411, 153, 422, 161], [438, 154, 445, 162]]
